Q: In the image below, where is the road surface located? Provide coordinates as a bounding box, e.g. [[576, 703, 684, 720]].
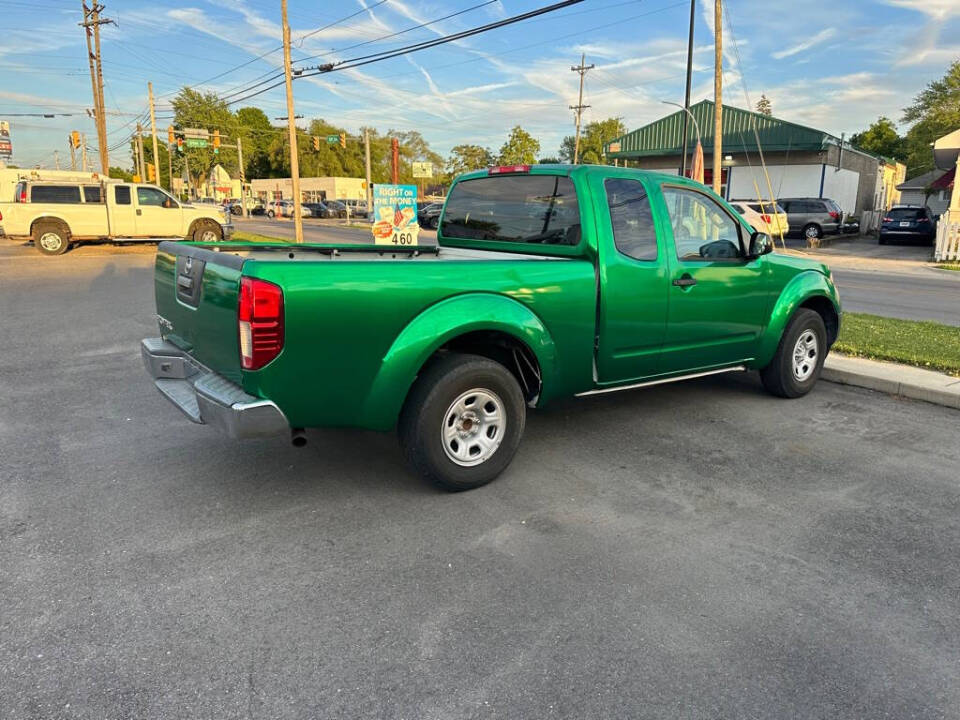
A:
[[2, 244, 959, 719]]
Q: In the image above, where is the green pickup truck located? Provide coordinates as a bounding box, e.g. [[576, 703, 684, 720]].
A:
[[142, 164, 840, 490]]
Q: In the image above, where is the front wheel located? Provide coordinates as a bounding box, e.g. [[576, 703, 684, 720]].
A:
[[266, 210, 275, 218], [760, 308, 827, 399], [399, 353, 526, 491]]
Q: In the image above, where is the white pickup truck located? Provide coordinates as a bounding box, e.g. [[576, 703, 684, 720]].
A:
[[0, 180, 232, 255]]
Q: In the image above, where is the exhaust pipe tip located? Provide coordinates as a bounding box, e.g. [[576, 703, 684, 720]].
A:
[[291, 428, 307, 448]]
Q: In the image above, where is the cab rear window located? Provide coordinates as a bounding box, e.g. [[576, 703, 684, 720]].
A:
[[441, 175, 581, 246], [31, 185, 81, 203]]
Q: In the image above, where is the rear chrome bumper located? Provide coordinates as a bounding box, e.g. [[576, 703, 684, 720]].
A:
[[141, 337, 288, 439]]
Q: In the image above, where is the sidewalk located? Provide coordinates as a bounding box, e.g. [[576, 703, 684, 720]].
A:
[[823, 354, 960, 410]]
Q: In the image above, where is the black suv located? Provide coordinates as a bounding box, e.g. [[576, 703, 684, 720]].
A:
[[879, 205, 936, 245]]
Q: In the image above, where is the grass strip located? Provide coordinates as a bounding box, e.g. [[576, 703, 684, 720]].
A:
[[834, 312, 960, 376], [230, 231, 294, 244]]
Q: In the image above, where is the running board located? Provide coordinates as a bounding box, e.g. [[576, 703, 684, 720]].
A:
[[575, 365, 747, 397]]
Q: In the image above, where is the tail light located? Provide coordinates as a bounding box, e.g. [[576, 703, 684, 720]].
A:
[[917, 217, 929, 223], [828, 210, 840, 220], [488, 165, 530, 175], [238, 276, 284, 370], [19, 187, 27, 203], [761, 214, 771, 224], [882, 217, 893, 223]]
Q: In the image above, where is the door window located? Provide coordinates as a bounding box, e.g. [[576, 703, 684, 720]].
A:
[[604, 178, 657, 260], [115, 186, 131, 205], [83, 185, 102, 203], [137, 187, 171, 207], [662, 186, 743, 260]]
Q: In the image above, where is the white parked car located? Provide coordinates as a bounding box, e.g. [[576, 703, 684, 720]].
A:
[[729, 200, 789, 237], [266, 200, 313, 218]]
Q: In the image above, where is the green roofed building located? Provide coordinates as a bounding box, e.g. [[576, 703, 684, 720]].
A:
[[604, 100, 905, 225]]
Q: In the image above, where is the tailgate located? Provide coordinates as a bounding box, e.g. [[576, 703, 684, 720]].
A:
[[154, 241, 245, 383]]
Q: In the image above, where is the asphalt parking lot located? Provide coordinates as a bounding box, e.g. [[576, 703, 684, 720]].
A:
[[2, 242, 959, 719]]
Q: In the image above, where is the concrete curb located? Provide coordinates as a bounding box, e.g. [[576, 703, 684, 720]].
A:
[[823, 354, 960, 410]]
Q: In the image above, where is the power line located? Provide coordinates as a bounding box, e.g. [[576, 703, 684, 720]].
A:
[[224, 0, 585, 107]]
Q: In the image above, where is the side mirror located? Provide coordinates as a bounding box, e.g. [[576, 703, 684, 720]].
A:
[[163, 198, 172, 208], [749, 230, 773, 258]]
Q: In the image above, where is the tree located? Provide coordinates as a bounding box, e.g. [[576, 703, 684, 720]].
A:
[[446, 144, 494, 175], [498, 126, 540, 165], [108, 166, 133, 182], [235, 106, 274, 180], [170, 87, 239, 187], [537, 157, 560, 164], [901, 59, 960, 174], [559, 117, 626, 164], [756, 94, 772, 116], [849, 117, 904, 160]]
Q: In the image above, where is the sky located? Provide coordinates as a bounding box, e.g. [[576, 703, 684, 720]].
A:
[[1, 0, 958, 170]]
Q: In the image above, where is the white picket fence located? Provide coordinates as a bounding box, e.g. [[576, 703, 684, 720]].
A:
[[935, 220, 960, 262]]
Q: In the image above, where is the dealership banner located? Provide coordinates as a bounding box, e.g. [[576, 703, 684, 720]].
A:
[[0, 121, 12, 159]]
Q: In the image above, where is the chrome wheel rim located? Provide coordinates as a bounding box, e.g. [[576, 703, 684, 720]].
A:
[[441, 388, 505, 467], [199, 229, 218, 242], [792, 330, 819, 382], [804, 225, 818, 238], [39, 232, 63, 252]]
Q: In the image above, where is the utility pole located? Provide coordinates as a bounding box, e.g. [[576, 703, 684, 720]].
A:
[[236, 135, 249, 218], [712, 0, 723, 195], [69, 137, 77, 171], [184, 152, 191, 199], [167, 142, 174, 196], [148, 82, 161, 188], [364, 128, 372, 213], [391, 138, 399, 184], [680, 0, 695, 177], [81, 133, 88, 172], [136, 123, 146, 183], [81, 2, 113, 174], [280, 0, 303, 243], [569, 54, 594, 164]]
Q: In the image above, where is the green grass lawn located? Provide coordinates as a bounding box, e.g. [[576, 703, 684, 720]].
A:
[[936, 263, 960, 271], [230, 231, 293, 244], [834, 312, 960, 376]]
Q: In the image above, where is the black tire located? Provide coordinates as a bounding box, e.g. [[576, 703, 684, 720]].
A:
[[192, 220, 222, 242], [429, 216, 439, 230], [803, 223, 822, 241], [760, 308, 828, 399], [267, 210, 275, 218], [878, 235, 887, 245], [33, 220, 71, 255], [231, 205, 242, 215], [398, 353, 526, 492]]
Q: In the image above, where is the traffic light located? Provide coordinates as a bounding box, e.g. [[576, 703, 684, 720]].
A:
[[147, 163, 156, 182], [70, 130, 81, 149], [312, 136, 320, 151], [176, 137, 183, 151], [168, 125, 175, 144], [339, 132, 346, 149], [212, 129, 220, 148]]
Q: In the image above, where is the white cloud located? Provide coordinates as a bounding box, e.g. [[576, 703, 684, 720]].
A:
[[771, 28, 837, 59], [882, 0, 960, 21]]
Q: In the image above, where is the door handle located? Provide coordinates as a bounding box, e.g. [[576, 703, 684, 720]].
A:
[[672, 274, 697, 288], [136, 209, 142, 216]]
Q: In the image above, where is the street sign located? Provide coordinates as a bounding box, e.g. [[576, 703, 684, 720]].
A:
[[326, 135, 339, 144], [185, 138, 208, 148], [0, 121, 12, 159], [182, 127, 209, 140], [371, 184, 419, 246], [412, 161, 433, 178]]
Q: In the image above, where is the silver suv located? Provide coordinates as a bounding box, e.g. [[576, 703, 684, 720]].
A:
[[778, 198, 841, 240]]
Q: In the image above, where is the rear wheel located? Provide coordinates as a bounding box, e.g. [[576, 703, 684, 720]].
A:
[[192, 220, 222, 242], [803, 223, 822, 241], [760, 309, 827, 399], [399, 353, 526, 491], [33, 220, 71, 255], [267, 210, 275, 218], [878, 235, 887, 245]]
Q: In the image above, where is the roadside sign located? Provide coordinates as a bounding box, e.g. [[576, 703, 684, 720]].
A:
[[412, 161, 433, 178], [185, 138, 208, 148], [182, 127, 209, 140], [371, 184, 419, 246], [0, 121, 12, 159], [326, 135, 339, 144], [608, 141, 621, 153]]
